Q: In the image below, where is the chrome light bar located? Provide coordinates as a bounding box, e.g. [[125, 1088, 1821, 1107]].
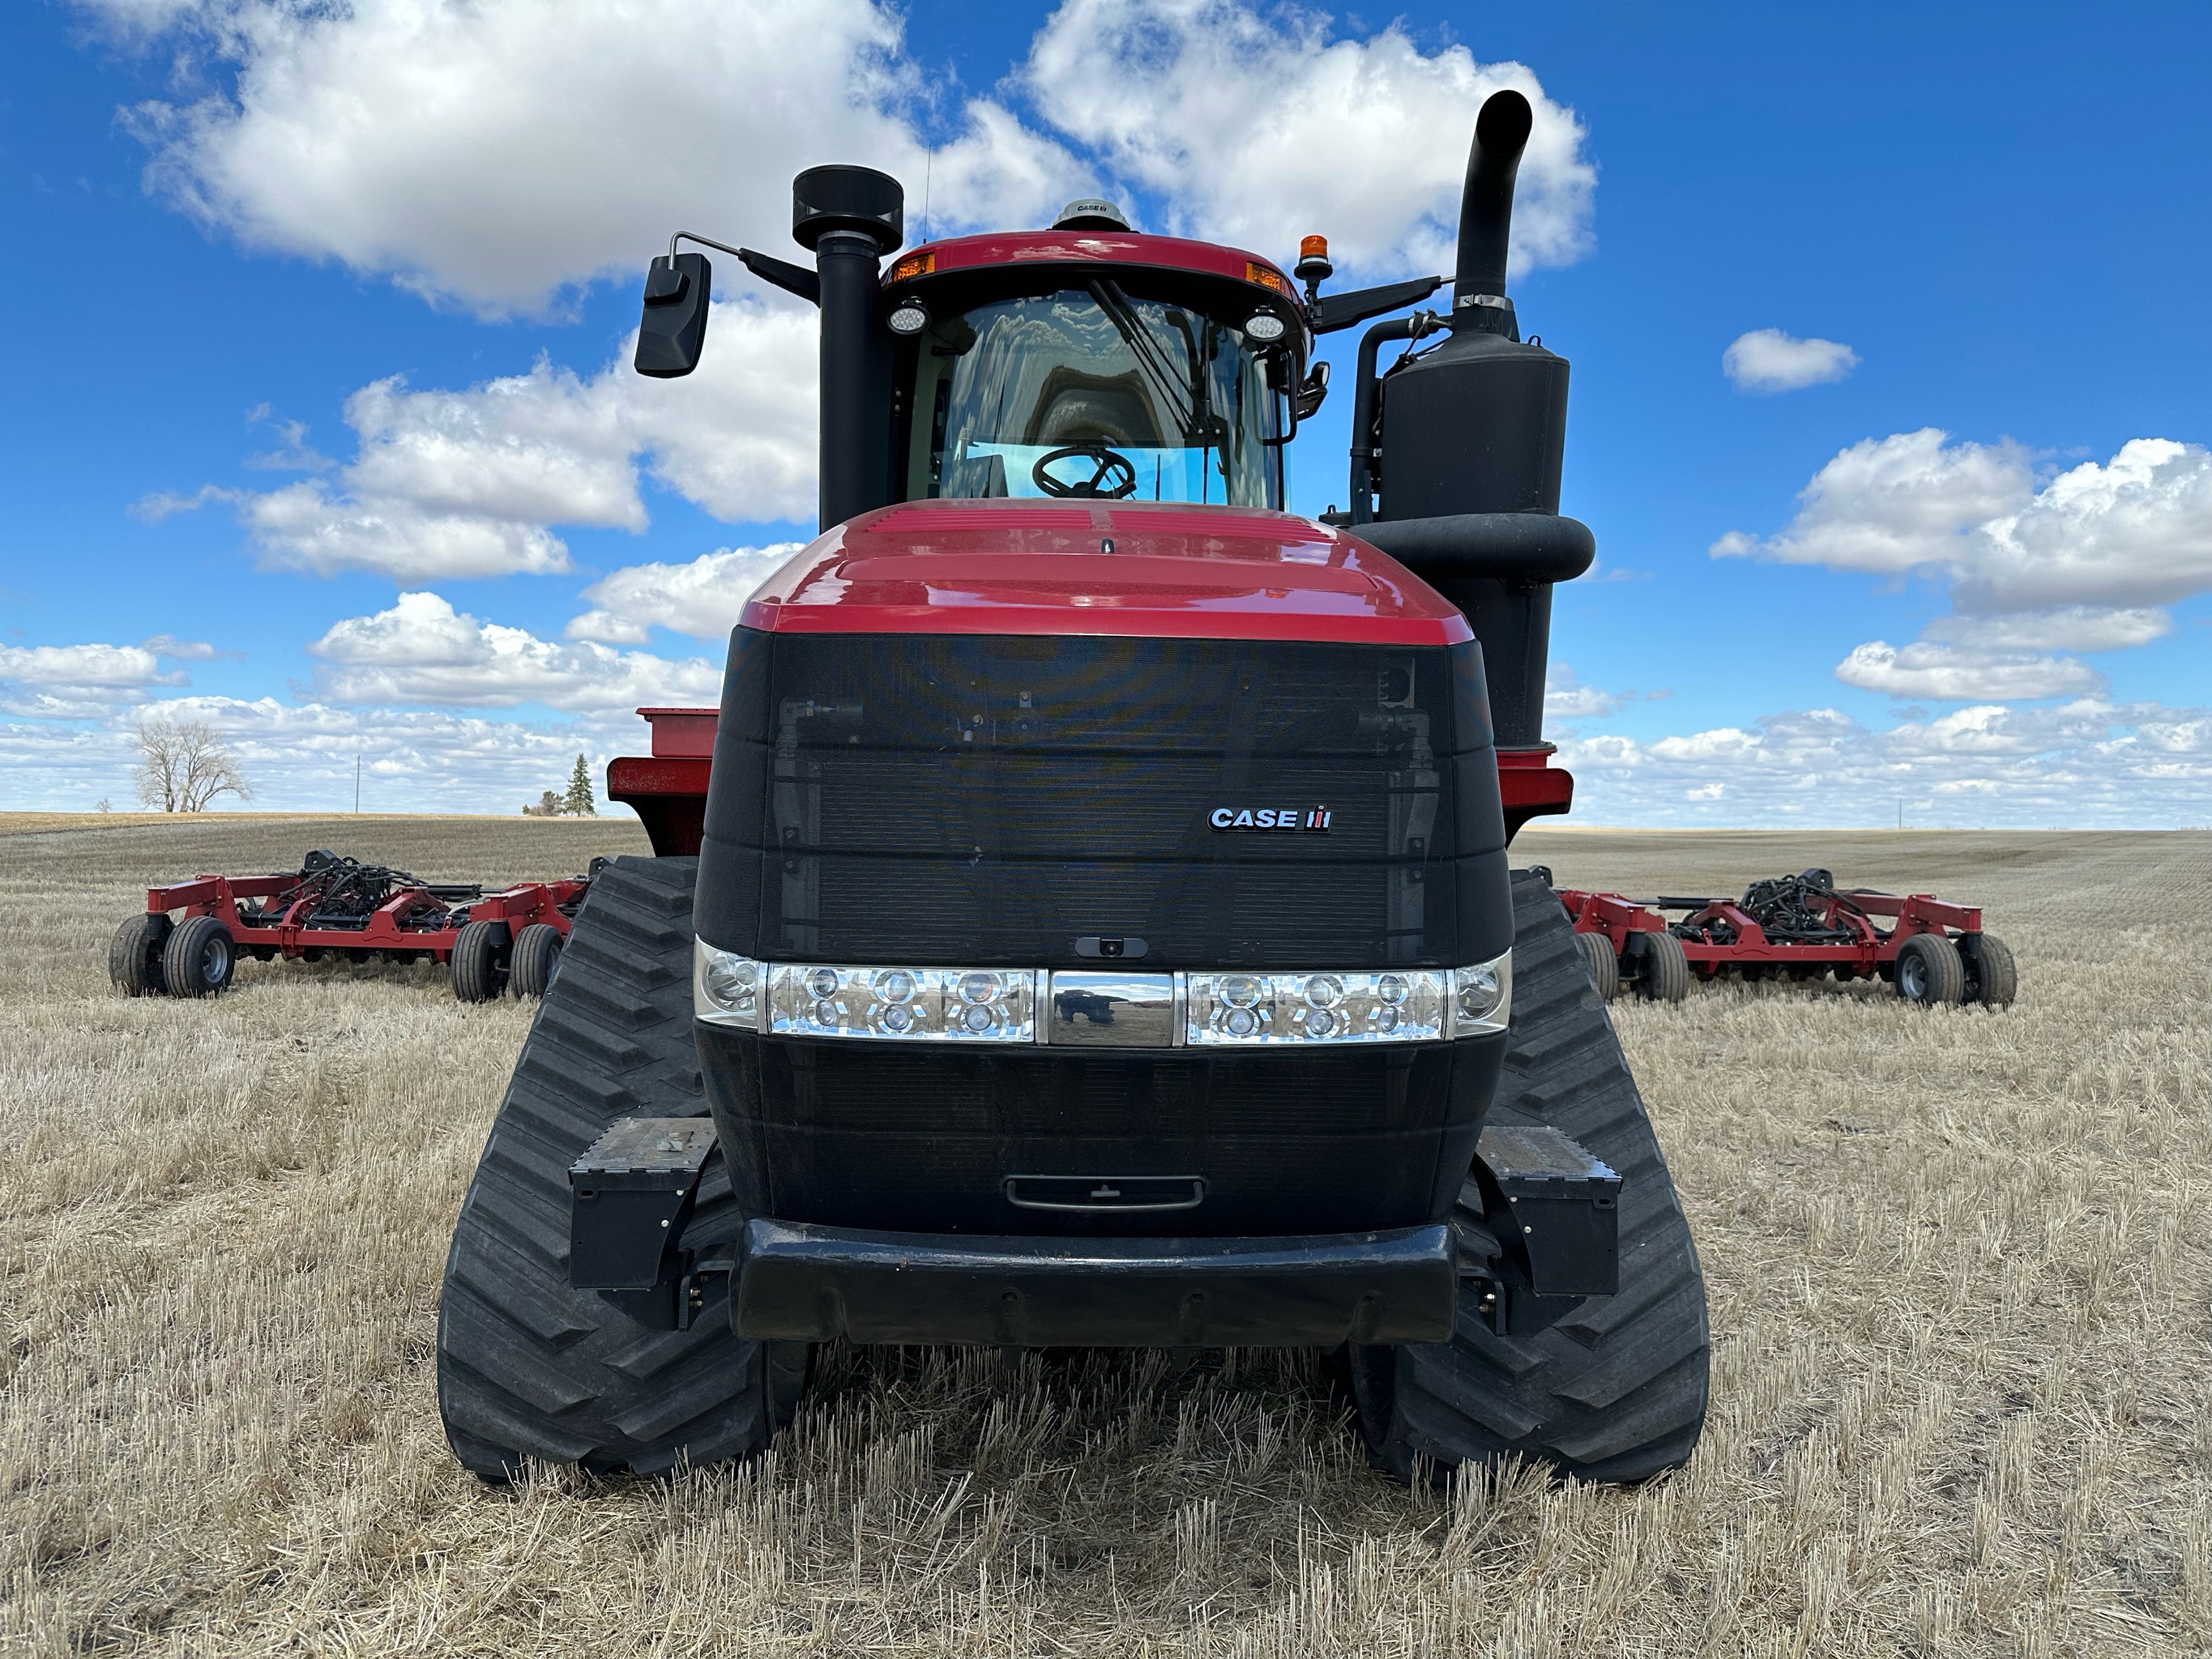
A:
[[698, 940, 1511, 1046]]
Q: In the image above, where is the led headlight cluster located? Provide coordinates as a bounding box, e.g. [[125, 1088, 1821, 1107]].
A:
[[695, 941, 1509, 1045], [1185, 970, 1446, 1045], [695, 942, 1035, 1042]]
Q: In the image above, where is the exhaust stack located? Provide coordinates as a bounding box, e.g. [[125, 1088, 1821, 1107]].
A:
[[1452, 89, 1532, 332]]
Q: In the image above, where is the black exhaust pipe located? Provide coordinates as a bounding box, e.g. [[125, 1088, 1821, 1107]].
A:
[[792, 166, 905, 531], [1452, 88, 1531, 331]]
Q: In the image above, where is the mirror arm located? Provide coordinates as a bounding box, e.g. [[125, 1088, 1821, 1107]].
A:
[[668, 230, 821, 305]]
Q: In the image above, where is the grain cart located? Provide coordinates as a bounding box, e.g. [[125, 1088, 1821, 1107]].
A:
[[438, 92, 1709, 1485]]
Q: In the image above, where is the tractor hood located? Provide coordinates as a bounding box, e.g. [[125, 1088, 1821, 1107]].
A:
[[740, 500, 1471, 648]]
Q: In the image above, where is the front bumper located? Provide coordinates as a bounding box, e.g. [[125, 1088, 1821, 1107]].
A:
[[732, 1218, 1458, 1346]]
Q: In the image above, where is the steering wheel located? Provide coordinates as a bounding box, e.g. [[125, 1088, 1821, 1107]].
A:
[[1032, 443, 1139, 499]]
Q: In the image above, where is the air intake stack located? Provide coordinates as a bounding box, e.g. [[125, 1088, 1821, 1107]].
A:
[[1352, 91, 1593, 756]]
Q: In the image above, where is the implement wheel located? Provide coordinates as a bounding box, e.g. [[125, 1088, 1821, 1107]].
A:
[[509, 922, 563, 999], [109, 914, 170, 997], [1576, 931, 1620, 1002], [437, 857, 803, 1480], [450, 920, 509, 1003], [1961, 932, 2017, 1009], [162, 915, 236, 998], [1894, 933, 1964, 1006], [1633, 930, 1690, 1003], [1340, 869, 1710, 1485]]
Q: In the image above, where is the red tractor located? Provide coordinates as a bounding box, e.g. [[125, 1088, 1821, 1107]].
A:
[[437, 93, 1708, 1486]]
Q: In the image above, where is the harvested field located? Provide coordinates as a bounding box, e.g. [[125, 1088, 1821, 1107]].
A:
[[2, 813, 2208, 1657]]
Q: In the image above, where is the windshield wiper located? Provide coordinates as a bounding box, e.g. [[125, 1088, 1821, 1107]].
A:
[[1087, 279, 1199, 441]]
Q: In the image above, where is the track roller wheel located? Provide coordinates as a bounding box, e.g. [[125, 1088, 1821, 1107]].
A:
[[109, 913, 170, 996], [1894, 932, 1964, 1006], [162, 915, 237, 998], [1339, 869, 1710, 1486], [1633, 929, 1690, 1003], [508, 922, 564, 999], [1576, 931, 1620, 1001], [1960, 932, 2016, 1009], [437, 857, 803, 1480], [450, 919, 509, 1003]]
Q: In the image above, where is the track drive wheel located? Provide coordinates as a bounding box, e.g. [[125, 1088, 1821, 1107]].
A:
[[1576, 931, 1620, 1001], [1633, 929, 1691, 1003], [437, 856, 805, 1480], [508, 922, 564, 999], [1341, 869, 1710, 1485], [1894, 932, 1965, 1006], [109, 913, 170, 996], [161, 915, 236, 998], [1960, 932, 2017, 1009], [450, 919, 509, 1003]]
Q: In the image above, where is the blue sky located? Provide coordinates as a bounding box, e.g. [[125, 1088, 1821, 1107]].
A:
[[2, 0, 2207, 824]]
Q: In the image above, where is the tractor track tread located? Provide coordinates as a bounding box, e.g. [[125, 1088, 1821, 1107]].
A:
[[1360, 869, 1710, 1485], [437, 856, 776, 1480]]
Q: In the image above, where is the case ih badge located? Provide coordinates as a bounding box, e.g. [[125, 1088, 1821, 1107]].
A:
[[1209, 805, 1332, 831]]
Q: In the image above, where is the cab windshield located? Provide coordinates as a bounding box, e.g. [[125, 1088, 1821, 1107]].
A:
[[903, 286, 1283, 509]]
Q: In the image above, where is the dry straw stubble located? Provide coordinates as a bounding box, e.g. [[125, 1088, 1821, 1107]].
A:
[[2, 816, 2208, 1656]]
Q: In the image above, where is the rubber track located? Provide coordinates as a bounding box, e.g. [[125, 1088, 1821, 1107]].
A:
[[1385, 869, 1710, 1482], [436, 857, 772, 1477]]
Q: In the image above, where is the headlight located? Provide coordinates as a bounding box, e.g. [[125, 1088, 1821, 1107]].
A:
[[1185, 970, 1450, 1045], [694, 939, 765, 1029], [1448, 952, 1513, 1036], [768, 962, 1036, 1043]]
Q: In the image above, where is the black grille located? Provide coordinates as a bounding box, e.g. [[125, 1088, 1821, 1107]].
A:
[[696, 630, 1511, 967]]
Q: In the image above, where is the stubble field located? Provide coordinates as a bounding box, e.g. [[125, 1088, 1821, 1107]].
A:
[[2, 814, 2208, 1657]]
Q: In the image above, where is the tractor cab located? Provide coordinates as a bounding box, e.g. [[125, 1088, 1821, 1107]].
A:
[[880, 219, 1306, 511]]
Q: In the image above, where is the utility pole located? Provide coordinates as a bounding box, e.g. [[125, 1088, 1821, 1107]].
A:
[[355, 754, 362, 814], [1897, 800, 1902, 831]]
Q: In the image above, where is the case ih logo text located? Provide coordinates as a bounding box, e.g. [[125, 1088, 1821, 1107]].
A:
[[1210, 806, 1332, 832]]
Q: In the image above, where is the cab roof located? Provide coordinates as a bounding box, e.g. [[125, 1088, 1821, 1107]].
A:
[[885, 230, 1298, 305]]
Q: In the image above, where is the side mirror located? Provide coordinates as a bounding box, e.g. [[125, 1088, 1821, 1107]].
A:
[[634, 252, 711, 377], [1295, 360, 1330, 420]]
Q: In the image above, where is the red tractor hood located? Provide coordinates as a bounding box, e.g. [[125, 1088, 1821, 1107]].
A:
[[739, 500, 1471, 646]]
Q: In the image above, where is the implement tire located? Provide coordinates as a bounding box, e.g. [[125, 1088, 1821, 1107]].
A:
[[1576, 931, 1620, 1002], [162, 915, 236, 998], [1961, 932, 2017, 1009], [110, 913, 170, 996], [1894, 932, 1964, 1006], [1343, 868, 1710, 1485], [450, 919, 509, 1004], [509, 922, 564, 999], [436, 857, 802, 1480], [1633, 929, 1691, 1003]]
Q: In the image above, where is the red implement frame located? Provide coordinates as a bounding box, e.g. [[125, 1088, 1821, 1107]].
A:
[[1557, 885, 1983, 981], [143, 872, 590, 964], [608, 708, 1577, 855]]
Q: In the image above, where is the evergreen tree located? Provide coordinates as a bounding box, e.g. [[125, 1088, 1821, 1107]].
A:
[[562, 753, 596, 816]]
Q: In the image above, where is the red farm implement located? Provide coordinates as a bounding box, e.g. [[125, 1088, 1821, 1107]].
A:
[[1549, 867, 2016, 1009], [109, 850, 596, 1004]]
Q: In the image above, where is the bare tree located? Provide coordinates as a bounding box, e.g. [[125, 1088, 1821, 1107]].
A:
[[135, 719, 255, 813]]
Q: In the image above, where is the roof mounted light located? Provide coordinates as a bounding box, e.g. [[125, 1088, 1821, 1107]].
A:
[[887, 299, 930, 335], [1244, 312, 1287, 343]]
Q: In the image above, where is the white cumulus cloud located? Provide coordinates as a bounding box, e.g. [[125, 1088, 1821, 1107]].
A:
[[308, 591, 718, 711], [1559, 698, 2212, 828], [1717, 429, 2212, 703], [0, 636, 227, 719], [1833, 641, 2104, 702], [1023, 0, 1594, 279], [1721, 329, 1860, 394], [84, 0, 1598, 315], [96, 0, 1081, 315], [151, 300, 818, 581], [1543, 663, 1639, 720], [569, 545, 807, 645]]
